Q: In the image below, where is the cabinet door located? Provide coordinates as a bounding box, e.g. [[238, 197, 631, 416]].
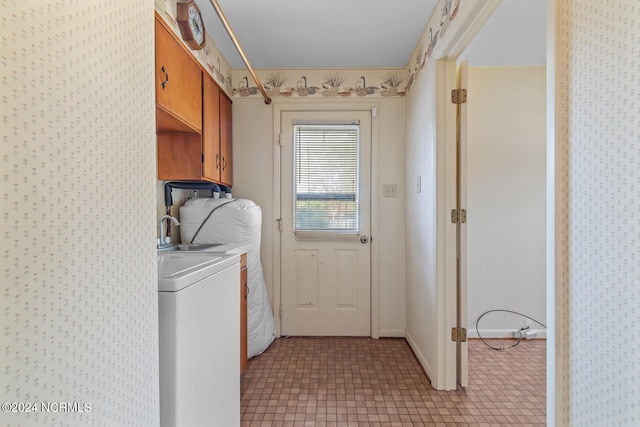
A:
[[219, 93, 233, 186], [157, 133, 202, 181], [155, 18, 202, 132], [202, 73, 221, 182]]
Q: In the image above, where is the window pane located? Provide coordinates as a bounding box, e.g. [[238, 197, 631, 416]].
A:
[[294, 124, 360, 232]]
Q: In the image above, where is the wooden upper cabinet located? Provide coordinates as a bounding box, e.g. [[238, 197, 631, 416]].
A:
[[202, 73, 221, 182], [154, 14, 233, 186], [219, 93, 233, 186], [201, 73, 233, 186], [155, 17, 202, 133]]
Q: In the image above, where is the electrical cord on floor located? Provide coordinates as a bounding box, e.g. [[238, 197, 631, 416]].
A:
[[475, 309, 547, 351]]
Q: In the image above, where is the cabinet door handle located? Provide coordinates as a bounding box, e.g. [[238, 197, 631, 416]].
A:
[[161, 65, 169, 90], [216, 153, 220, 170], [222, 157, 227, 171]]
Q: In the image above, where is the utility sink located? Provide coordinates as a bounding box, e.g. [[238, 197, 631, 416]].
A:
[[158, 243, 225, 252], [158, 253, 223, 278], [157, 251, 243, 292]]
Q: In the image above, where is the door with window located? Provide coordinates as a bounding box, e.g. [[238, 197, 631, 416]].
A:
[[280, 110, 371, 336]]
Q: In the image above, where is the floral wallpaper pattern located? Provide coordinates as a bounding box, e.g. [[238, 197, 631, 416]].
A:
[[557, 1, 640, 425], [2, 0, 159, 425]]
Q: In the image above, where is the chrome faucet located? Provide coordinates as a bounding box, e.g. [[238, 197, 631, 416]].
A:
[[159, 215, 180, 248]]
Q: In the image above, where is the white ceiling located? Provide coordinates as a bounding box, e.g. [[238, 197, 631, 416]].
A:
[[194, 0, 546, 70], [195, 0, 439, 69]]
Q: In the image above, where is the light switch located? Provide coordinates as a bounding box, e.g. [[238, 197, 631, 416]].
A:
[[383, 184, 397, 198]]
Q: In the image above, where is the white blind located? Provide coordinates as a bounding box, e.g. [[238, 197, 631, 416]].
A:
[[293, 124, 360, 232]]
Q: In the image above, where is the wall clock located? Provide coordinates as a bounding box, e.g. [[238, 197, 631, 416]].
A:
[[177, 1, 206, 50]]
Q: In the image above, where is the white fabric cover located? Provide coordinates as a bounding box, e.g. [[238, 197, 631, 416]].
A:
[[179, 198, 275, 358]]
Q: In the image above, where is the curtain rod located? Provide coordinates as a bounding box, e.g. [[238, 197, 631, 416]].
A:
[[207, 0, 272, 105]]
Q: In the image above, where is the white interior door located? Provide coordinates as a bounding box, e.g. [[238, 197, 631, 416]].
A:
[[456, 60, 469, 388], [280, 110, 371, 336]]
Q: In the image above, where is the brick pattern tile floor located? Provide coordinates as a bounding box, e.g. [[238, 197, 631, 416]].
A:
[[241, 337, 545, 426]]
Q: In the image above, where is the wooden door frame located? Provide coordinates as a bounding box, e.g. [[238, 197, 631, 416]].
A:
[[272, 101, 381, 339], [433, 0, 503, 391]]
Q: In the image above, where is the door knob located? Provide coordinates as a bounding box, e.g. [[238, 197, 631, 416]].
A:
[[360, 235, 369, 244]]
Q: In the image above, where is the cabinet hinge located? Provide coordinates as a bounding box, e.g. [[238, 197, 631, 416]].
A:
[[451, 327, 467, 343], [450, 209, 467, 224], [201, 153, 204, 163], [276, 218, 282, 232], [279, 305, 283, 319], [451, 88, 467, 104]]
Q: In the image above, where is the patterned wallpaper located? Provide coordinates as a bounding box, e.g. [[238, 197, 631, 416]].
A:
[[376, 97, 408, 334], [1, 1, 159, 426], [557, 1, 640, 425], [231, 97, 407, 335], [466, 66, 546, 335]]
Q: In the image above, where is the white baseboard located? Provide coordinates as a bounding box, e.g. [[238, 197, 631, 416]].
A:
[[378, 328, 405, 338], [467, 328, 547, 339], [404, 330, 434, 384]]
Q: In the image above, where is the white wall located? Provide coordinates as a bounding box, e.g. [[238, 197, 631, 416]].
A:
[[402, 0, 503, 390], [404, 58, 441, 383], [1, 1, 159, 426], [466, 66, 546, 337], [231, 95, 407, 336], [555, 1, 640, 425]]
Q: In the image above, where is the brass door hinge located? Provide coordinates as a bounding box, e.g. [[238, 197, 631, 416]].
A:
[[451, 209, 467, 224], [277, 218, 282, 232], [279, 305, 283, 319], [451, 327, 467, 342], [451, 88, 467, 104]]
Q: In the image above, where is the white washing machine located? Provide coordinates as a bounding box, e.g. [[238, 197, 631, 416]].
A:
[[158, 252, 240, 427]]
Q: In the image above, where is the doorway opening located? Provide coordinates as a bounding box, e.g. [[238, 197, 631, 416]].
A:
[[451, 0, 548, 414]]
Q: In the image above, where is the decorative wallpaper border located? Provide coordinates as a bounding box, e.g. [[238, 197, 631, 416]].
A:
[[231, 70, 406, 99], [406, 0, 463, 92]]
